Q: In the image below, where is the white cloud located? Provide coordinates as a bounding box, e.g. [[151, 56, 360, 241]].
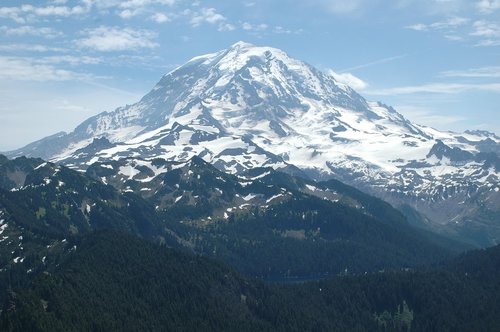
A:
[[118, 8, 141, 18], [273, 26, 292, 34], [315, 0, 470, 16], [406, 23, 427, 31], [240, 22, 299, 35], [38, 55, 103, 66], [274, 26, 303, 34], [218, 23, 236, 31], [367, 82, 500, 95], [55, 99, 94, 113], [476, 0, 500, 13], [339, 54, 408, 72], [81, 0, 175, 10], [408, 17, 500, 47], [440, 66, 500, 78], [475, 39, 500, 46], [406, 17, 469, 31], [471, 20, 500, 37], [119, 0, 176, 9], [0, 7, 26, 23], [0, 4, 89, 23], [0, 1, 177, 22], [28, 5, 88, 16], [0, 25, 63, 38], [242, 22, 268, 32], [470, 20, 500, 46], [242, 22, 253, 30], [189, 8, 226, 27], [77, 26, 158, 52], [431, 16, 470, 29], [151, 12, 171, 23], [185, 7, 236, 32], [444, 34, 464, 41], [0, 44, 68, 52], [395, 105, 466, 127], [116, 1, 176, 18], [328, 70, 368, 90], [0, 56, 93, 81]]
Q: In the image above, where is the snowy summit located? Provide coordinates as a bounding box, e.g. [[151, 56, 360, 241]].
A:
[[7, 41, 500, 229]]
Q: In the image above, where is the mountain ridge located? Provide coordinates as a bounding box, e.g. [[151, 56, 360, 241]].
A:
[[5, 41, 500, 246], [1, 230, 499, 332]]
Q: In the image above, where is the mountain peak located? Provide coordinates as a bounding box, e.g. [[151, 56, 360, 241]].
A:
[[7, 43, 499, 219], [5, 42, 499, 248]]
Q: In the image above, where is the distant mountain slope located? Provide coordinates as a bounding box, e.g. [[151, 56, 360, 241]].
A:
[[1, 231, 499, 332], [6, 42, 499, 246], [83, 155, 464, 277], [0, 153, 463, 303]]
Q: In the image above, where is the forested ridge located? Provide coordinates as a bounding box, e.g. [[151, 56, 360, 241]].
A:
[[1, 231, 499, 332]]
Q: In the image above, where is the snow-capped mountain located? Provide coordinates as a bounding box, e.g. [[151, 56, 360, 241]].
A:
[[7, 41, 500, 245]]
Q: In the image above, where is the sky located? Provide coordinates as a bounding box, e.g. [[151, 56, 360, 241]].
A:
[[0, 0, 499, 151]]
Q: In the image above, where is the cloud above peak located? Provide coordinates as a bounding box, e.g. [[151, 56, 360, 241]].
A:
[[189, 8, 226, 27], [77, 26, 158, 52], [328, 70, 368, 90]]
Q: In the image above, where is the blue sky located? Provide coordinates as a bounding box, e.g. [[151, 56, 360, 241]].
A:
[[0, 0, 499, 151]]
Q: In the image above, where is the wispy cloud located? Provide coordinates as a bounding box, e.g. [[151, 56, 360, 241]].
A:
[[407, 17, 500, 47], [475, 39, 500, 46], [0, 43, 68, 52], [339, 54, 408, 73], [55, 99, 94, 113], [327, 70, 368, 90], [0, 7, 29, 23], [440, 66, 500, 78], [406, 17, 469, 31], [367, 82, 500, 95], [242, 22, 268, 32], [0, 56, 95, 81], [118, 8, 142, 19], [476, 0, 500, 13], [239, 22, 301, 35], [77, 26, 158, 52], [469, 20, 500, 46], [395, 105, 467, 127], [37, 55, 103, 66], [184, 7, 237, 31], [218, 23, 236, 32], [119, 0, 177, 9], [471, 20, 500, 37], [0, 25, 63, 38], [314, 0, 472, 16], [189, 8, 227, 27], [0, 4, 89, 23], [273, 26, 303, 34], [81, 0, 176, 10], [0, 1, 178, 23], [150, 12, 171, 23]]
